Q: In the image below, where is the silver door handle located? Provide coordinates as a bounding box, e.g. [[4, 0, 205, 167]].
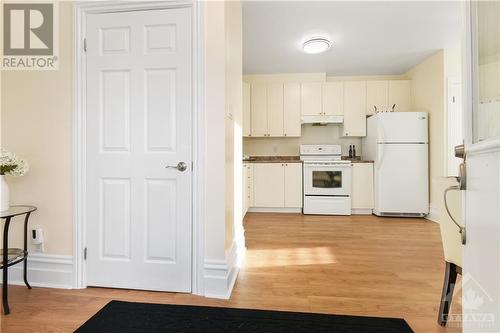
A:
[[444, 185, 466, 245], [455, 144, 465, 159], [165, 162, 188, 172]]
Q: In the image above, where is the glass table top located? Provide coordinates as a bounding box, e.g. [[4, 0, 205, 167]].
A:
[[0, 205, 37, 219]]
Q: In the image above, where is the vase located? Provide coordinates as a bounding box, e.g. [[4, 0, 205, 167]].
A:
[[0, 175, 10, 212]]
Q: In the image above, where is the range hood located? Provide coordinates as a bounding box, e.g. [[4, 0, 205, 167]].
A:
[[301, 115, 344, 124]]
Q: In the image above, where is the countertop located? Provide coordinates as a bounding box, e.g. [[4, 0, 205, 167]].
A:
[[243, 156, 302, 163], [342, 157, 374, 163], [242, 156, 374, 163]]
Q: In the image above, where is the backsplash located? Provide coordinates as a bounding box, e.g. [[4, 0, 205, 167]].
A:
[[243, 124, 362, 157]]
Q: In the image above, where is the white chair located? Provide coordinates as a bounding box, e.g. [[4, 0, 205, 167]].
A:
[[435, 177, 464, 326]]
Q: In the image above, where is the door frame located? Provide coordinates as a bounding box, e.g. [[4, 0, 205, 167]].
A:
[[72, 1, 206, 295]]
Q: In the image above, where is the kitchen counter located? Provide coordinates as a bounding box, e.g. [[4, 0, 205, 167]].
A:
[[342, 157, 374, 163], [243, 156, 302, 163], [243, 156, 373, 163]]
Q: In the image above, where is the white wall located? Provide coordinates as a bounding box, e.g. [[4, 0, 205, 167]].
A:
[[225, 0, 243, 254], [405, 50, 446, 216], [203, 1, 229, 261], [0, 2, 73, 255]]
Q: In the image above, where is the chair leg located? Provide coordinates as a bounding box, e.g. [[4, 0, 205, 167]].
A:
[[438, 261, 458, 326]]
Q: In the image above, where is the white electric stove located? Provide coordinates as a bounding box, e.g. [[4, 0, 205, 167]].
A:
[[300, 145, 352, 215]]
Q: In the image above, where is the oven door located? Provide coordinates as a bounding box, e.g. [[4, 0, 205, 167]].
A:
[[303, 163, 352, 196]]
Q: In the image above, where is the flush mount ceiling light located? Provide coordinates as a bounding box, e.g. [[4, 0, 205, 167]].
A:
[[302, 38, 331, 54]]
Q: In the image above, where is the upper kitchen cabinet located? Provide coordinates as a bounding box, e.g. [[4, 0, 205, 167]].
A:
[[250, 82, 300, 137], [301, 82, 322, 116], [243, 81, 251, 137], [343, 81, 367, 137], [267, 83, 284, 136], [251, 83, 268, 136], [388, 80, 411, 111], [283, 83, 301, 136], [366, 80, 388, 115], [322, 82, 344, 115]]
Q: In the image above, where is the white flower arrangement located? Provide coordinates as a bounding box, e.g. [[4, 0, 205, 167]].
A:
[[0, 149, 29, 177]]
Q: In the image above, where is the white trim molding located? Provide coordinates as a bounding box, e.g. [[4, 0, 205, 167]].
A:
[[8, 253, 73, 289], [203, 242, 239, 299], [248, 207, 302, 214], [73, 0, 205, 293], [351, 208, 373, 215], [426, 203, 439, 223]]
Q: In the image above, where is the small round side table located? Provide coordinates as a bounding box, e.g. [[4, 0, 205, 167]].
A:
[[0, 205, 37, 315]]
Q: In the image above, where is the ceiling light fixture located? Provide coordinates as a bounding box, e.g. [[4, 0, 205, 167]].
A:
[[302, 38, 331, 54]]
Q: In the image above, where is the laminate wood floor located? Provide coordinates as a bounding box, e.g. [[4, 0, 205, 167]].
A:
[[0, 213, 461, 332]]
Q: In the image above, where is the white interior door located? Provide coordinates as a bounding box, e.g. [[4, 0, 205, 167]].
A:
[[85, 8, 192, 292], [463, 2, 500, 332]]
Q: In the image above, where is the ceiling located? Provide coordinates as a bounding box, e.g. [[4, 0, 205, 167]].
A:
[[242, 1, 462, 75]]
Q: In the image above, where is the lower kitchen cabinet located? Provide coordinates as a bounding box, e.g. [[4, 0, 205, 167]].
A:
[[351, 163, 374, 214], [253, 163, 303, 209], [242, 163, 254, 216], [284, 163, 303, 207]]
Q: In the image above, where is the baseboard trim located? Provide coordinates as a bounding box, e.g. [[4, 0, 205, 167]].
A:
[[248, 207, 302, 213], [426, 204, 439, 223], [203, 242, 239, 299], [7, 253, 73, 289], [351, 208, 373, 215]]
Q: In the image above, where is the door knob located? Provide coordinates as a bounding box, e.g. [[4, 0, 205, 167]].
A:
[[165, 162, 188, 172], [455, 144, 465, 159]]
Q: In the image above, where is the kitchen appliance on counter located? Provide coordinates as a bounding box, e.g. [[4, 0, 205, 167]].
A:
[[300, 145, 352, 215], [362, 112, 429, 217]]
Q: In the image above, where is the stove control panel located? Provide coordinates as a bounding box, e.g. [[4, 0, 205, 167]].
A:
[[299, 144, 342, 156]]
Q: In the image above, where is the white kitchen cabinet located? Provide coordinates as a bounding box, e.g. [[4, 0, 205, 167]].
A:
[[242, 163, 254, 216], [388, 80, 411, 112], [301, 82, 322, 116], [351, 163, 374, 211], [247, 163, 254, 207], [284, 163, 303, 207], [283, 83, 301, 136], [250, 83, 296, 137], [253, 163, 285, 207], [366, 80, 388, 115], [267, 83, 284, 136], [343, 81, 367, 137], [243, 81, 251, 137], [252, 163, 303, 209], [251, 83, 267, 137], [322, 82, 344, 116], [243, 163, 248, 215]]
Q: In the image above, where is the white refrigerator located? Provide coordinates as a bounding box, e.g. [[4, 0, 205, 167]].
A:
[[362, 112, 429, 217]]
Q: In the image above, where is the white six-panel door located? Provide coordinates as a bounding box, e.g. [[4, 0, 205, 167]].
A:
[[85, 8, 192, 292]]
